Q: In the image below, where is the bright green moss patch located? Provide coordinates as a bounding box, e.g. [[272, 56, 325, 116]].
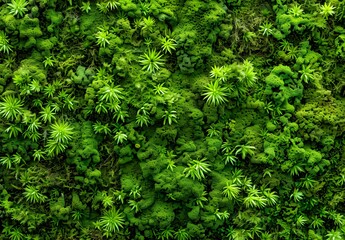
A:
[[1, 0, 345, 239]]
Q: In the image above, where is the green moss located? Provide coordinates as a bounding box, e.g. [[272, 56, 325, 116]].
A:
[[1, 0, 345, 238], [188, 206, 200, 221], [46, 10, 63, 25], [156, 126, 178, 142], [265, 74, 284, 88], [176, 140, 197, 153], [67, 121, 100, 172], [19, 16, 42, 39], [206, 138, 222, 157], [288, 146, 306, 162], [306, 149, 322, 165], [251, 152, 270, 164], [70, 66, 92, 86], [140, 158, 166, 178], [287, 122, 299, 132], [264, 146, 276, 159], [2, 14, 18, 30], [36, 38, 54, 50], [266, 121, 277, 132], [86, 169, 101, 178], [149, 201, 175, 228], [283, 102, 295, 113], [119, 0, 140, 17], [72, 192, 87, 210]]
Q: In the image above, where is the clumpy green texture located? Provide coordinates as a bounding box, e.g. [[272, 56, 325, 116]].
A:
[[1, 0, 345, 239]]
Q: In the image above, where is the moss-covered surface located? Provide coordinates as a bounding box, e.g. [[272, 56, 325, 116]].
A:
[[1, 0, 345, 239]]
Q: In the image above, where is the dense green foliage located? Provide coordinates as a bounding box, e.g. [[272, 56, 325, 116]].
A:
[[1, 0, 345, 239]]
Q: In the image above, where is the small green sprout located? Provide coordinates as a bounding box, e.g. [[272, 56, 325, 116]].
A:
[[202, 80, 229, 106], [0, 95, 24, 121], [113, 109, 128, 123], [23, 186, 47, 203], [162, 110, 177, 125], [221, 140, 233, 153], [72, 210, 83, 221], [259, 22, 273, 36], [160, 37, 177, 54], [0, 31, 13, 54], [207, 126, 220, 137], [238, 60, 257, 87], [290, 188, 303, 202], [184, 158, 211, 181], [230, 168, 245, 185], [242, 177, 253, 189], [141, 16, 155, 33], [24, 128, 41, 142], [95, 102, 108, 114], [106, 102, 120, 113], [262, 188, 278, 206], [139, 2, 150, 16], [114, 190, 126, 204], [280, 40, 292, 51], [263, 169, 273, 178], [0, 155, 13, 169], [139, 49, 165, 73], [144, 37, 153, 47], [129, 185, 141, 199], [174, 228, 190, 240], [299, 65, 315, 83], [95, 28, 110, 48], [50, 120, 74, 144], [243, 31, 257, 43], [310, 217, 324, 229], [102, 193, 114, 208], [40, 105, 56, 123], [97, 208, 125, 237], [5, 124, 23, 138], [319, 2, 335, 18], [214, 209, 230, 220], [96, 2, 109, 13], [209, 65, 227, 81], [7, 0, 28, 18], [113, 131, 127, 144], [325, 230, 343, 240], [29, 79, 41, 93], [288, 4, 303, 17], [46, 140, 68, 156], [26, 116, 41, 132], [4, 55, 15, 68], [289, 164, 305, 176], [106, 0, 120, 10], [153, 83, 168, 95], [234, 144, 256, 159], [44, 84, 56, 98], [7, 228, 25, 240], [93, 121, 112, 135], [99, 84, 124, 103], [12, 153, 23, 165], [32, 149, 45, 161], [243, 193, 267, 208], [195, 191, 208, 208], [81, 2, 91, 13], [43, 56, 55, 68], [223, 181, 240, 200], [287, 45, 299, 60], [166, 159, 176, 171], [299, 175, 317, 189], [136, 114, 150, 127], [223, 152, 237, 165], [128, 200, 140, 213]]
